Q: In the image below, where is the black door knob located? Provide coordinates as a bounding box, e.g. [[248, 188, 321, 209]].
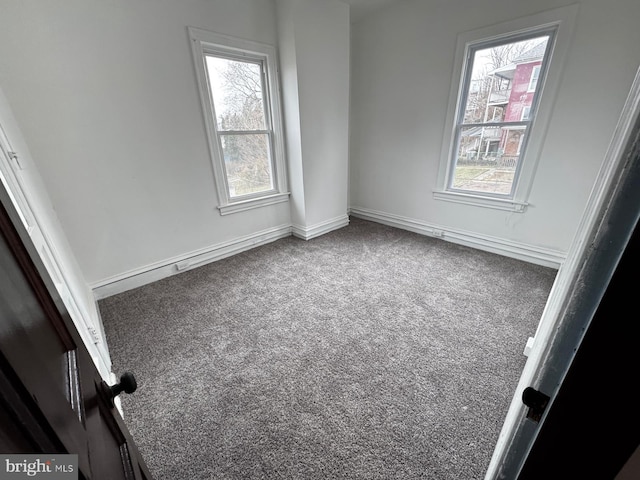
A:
[[522, 386, 550, 422], [110, 372, 137, 398]]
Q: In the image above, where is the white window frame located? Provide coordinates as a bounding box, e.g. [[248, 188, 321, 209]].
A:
[[188, 27, 289, 215], [434, 5, 578, 213]]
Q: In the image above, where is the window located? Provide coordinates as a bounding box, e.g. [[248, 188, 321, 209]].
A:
[[188, 28, 288, 215], [435, 6, 578, 212], [528, 65, 541, 92], [447, 32, 554, 197]]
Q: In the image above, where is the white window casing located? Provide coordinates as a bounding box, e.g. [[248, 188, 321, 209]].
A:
[[434, 5, 579, 213], [188, 27, 289, 215]]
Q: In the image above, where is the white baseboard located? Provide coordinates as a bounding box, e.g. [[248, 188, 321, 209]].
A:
[[92, 207, 560, 299], [92, 224, 292, 299], [292, 214, 349, 240], [92, 214, 351, 299], [349, 206, 565, 269]]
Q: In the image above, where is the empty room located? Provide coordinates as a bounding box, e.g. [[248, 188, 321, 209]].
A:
[[0, 0, 638, 479]]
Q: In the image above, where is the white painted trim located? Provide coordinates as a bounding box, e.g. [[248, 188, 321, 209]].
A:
[[188, 27, 289, 213], [349, 206, 564, 268], [92, 224, 292, 299], [0, 112, 113, 379], [433, 190, 529, 212], [0, 134, 37, 233], [291, 214, 350, 241], [484, 64, 640, 479], [437, 4, 580, 205], [217, 192, 290, 215]]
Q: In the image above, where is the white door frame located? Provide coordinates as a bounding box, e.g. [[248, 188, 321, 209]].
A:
[[485, 64, 640, 479], [0, 92, 112, 381]]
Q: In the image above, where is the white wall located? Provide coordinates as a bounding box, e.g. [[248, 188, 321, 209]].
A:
[[0, 0, 291, 287], [277, 0, 351, 238], [349, 0, 640, 259], [277, 0, 306, 229], [6, 0, 633, 296], [0, 86, 112, 379]]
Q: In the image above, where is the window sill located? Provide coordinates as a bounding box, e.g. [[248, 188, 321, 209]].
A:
[[433, 190, 528, 213], [217, 192, 290, 216]]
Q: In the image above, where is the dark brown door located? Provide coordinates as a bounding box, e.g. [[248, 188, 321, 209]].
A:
[[0, 186, 153, 479]]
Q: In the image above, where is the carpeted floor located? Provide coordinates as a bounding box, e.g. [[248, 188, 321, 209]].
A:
[[99, 218, 557, 479]]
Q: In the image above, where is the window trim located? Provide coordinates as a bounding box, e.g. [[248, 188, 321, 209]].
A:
[[446, 28, 556, 200], [434, 5, 579, 213], [188, 27, 289, 215]]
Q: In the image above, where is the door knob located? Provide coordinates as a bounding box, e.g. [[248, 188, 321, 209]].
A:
[[98, 372, 138, 409], [110, 372, 137, 398], [522, 386, 550, 422]]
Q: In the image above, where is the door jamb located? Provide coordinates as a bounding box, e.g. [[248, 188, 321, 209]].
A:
[[485, 64, 640, 479], [0, 92, 112, 380]]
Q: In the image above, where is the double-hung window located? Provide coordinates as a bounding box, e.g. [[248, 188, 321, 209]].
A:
[[448, 31, 554, 197], [435, 6, 578, 212], [189, 28, 288, 215]]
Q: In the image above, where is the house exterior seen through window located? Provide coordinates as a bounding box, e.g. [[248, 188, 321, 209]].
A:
[[448, 32, 554, 197], [189, 28, 288, 215]]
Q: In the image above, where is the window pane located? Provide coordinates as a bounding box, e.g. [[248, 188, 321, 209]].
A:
[[451, 125, 526, 195], [205, 56, 267, 131], [463, 36, 549, 124], [528, 65, 541, 92], [221, 134, 274, 197]]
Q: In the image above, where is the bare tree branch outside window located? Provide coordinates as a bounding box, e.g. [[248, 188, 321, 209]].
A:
[[207, 57, 274, 197]]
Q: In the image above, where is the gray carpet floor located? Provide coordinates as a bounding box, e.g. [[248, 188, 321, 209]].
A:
[[99, 217, 557, 479]]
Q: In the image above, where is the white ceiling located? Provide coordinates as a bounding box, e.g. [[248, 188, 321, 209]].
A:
[[339, 0, 403, 23]]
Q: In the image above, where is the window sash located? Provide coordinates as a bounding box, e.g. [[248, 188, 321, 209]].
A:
[[449, 123, 531, 196], [218, 132, 275, 199], [218, 130, 271, 135], [457, 121, 531, 129], [448, 28, 555, 199], [204, 53, 271, 133], [204, 53, 278, 200]]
